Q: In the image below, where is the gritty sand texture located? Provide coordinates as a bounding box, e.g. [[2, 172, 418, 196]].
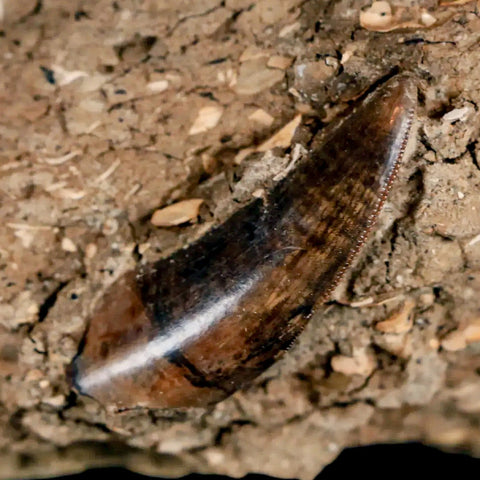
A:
[[1, 0, 480, 478]]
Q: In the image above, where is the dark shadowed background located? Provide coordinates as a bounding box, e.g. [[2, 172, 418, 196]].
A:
[[54, 444, 480, 480]]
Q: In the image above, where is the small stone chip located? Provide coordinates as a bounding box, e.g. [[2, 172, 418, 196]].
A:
[[375, 299, 416, 333], [102, 218, 119, 236], [257, 114, 302, 152], [188, 106, 224, 135], [441, 320, 480, 352], [53, 188, 86, 200], [453, 384, 480, 413], [235, 58, 285, 95], [201, 153, 218, 174], [267, 56, 294, 70], [278, 22, 301, 38], [147, 80, 169, 93], [467, 233, 480, 247], [234, 147, 256, 165], [51, 65, 88, 86], [239, 47, 269, 63], [138, 243, 151, 255], [331, 349, 376, 377], [85, 243, 97, 259], [151, 199, 204, 227], [248, 108, 274, 126], [443, 106, 474, 123], [24, 369, 45, 382], [61, 237, 77, 253], [234, 115, 302, 164], [461, 322, 480, 343], [2, 0, 37, 23], [420, 11, 437, 27], [43, 394, 66, 408]]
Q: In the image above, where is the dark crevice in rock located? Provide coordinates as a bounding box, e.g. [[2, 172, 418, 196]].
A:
[[467, 141, 480, 171], [37, 282, 69, 323]]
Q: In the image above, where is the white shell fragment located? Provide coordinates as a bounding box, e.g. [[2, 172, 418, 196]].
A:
[[443, 105, 474, 123], [42, 150, 81, 165], [360, 1, 438, 32], [147, 80, 169, 93], [51, 65, 89, 86], [440, 0, 474, 5], [151, 199, 204, 227], [360, 1, 393, 31], [188, 106, 224, 135]]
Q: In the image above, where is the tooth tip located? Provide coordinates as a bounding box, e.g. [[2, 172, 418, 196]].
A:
[[385, 74, 417, 109]]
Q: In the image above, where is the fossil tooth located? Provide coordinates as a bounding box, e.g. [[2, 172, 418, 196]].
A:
[[70, 76, 416, 409]]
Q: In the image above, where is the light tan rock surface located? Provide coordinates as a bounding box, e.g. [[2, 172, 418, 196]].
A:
[[1, 1, 480, 479]]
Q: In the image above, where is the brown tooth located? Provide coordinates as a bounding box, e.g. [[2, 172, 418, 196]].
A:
[[71, 75, 417, 409]]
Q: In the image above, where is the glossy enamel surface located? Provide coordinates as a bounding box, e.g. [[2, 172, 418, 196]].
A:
[[71, 76, 416, 408]]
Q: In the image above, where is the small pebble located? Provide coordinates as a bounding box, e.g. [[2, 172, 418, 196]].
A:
[[39, 379, 50, 389], [147, 80, 169, 93], [85, 243, 98, 259], [201, 153, 218, 174], [43, 394, 66, 408], [189, 106, 224, 135], [331, 349, 376, 377], [419, 292, 435, 308], [235, 58, 284, 95], [61, 237, 77, 253], [420, 11, 437, 27], [138, 243, 150, 255], [441, 320, 480, 351], [102, 218, 119, 236], [24, 369, 44, 381], [151, 199, 204, 227]]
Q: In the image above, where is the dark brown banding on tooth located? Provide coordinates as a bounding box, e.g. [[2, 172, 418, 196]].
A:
[[71, 76, 417, 409]]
